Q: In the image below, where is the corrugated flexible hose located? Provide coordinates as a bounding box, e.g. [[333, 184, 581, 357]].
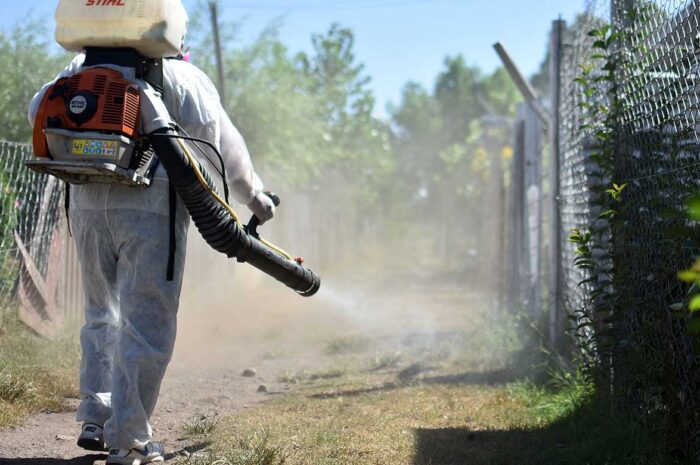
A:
[[149, 127, 321, 297]]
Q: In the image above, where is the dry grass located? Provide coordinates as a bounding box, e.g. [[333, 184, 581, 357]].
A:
[[276, 368, 346, 385], [210, 382, 520, 465], [0, 316, 79, 428], [199, 367, 661, 465], [368, 351, 402, 372], [322, 334, 372, 356], [182, 415, 220, 438], [174, 428, 285, 465]]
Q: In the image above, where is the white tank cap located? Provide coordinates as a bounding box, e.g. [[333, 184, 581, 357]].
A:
[[55, 0, 188, 59]]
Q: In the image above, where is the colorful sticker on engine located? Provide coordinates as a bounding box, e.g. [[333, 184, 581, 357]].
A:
[[72, 139, 119, 157]]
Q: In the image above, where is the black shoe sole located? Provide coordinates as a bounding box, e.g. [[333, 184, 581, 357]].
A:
[[77, 437, 108, 452]]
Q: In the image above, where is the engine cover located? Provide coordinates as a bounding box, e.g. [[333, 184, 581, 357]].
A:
[[30, 67, 156, 186]]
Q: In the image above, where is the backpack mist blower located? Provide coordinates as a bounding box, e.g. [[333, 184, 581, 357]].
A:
[[27, 49, 320, 297]]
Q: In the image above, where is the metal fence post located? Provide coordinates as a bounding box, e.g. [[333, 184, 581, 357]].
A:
[[506, 106, 527, 310], [522, 105, 543, 316], [548, 19, 565, 348], [486, 133, 504, 306]]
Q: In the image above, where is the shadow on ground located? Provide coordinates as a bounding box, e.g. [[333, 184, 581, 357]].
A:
[[412, 401, 668, 465], [0, 455, 105, 465], [303, 361, 674, 465], [414, 426, 569, 465], [0, 442, 210, 465], [308, 368, 518, 400]]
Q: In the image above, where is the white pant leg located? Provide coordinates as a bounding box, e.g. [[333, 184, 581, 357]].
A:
[[102, 184, 189, 449], [73, 210, 120, 427], [71, 173, 189, 449]]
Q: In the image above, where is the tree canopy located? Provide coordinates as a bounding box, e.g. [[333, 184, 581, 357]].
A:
[[0, 21, 69, 142], [1, 14, 523, 258]]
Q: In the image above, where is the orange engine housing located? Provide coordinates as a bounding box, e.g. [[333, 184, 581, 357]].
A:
[[33, 68, 141, 158]]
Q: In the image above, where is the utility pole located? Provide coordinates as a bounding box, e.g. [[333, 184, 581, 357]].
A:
[[209, 1, 226, 107]]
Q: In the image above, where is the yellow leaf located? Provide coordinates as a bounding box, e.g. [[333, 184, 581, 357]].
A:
[[690, 295, 700, 312], [678, 270, 699, 282]]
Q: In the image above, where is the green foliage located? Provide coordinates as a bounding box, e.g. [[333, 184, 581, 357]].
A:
[[674, 195, 700, 335], [507, 368, 594, 426], [573, 7, 700, 458], [0, 160, 20, 301], [0, 19, 70, 142], [187, 10, 522, 268], [189, 17, 392, 210], [0, 21, 71, 304], [568, 20, 625, 375], [389, 57, 521, 266], [479, 67, 522, 117], [434, 56, 485, 144]]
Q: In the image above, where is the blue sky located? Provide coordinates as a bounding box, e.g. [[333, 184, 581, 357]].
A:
[[2, 1, 582, 115]]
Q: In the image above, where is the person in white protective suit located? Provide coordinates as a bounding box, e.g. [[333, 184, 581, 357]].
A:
[[27, 17, 275, 465]]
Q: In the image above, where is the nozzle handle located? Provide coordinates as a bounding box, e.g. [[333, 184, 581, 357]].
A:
[[246, 191, 280, 238]]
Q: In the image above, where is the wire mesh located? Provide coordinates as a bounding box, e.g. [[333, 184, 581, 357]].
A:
[[558, 1, 612, 360], [0, 140, 64, 322], [557, 0, 700, 455]]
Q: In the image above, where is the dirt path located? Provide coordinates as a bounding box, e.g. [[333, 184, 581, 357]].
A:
[[0, 361, 284, 464], [0, 251, 487, 464], [0, 254, 316, 464], [0, 298, 304, 465]]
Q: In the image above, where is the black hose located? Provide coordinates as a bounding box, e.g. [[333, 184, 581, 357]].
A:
[[149, 128, 320, 297]]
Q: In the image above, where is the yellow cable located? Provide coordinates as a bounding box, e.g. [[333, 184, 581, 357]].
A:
[[260, 237, 293, 259], [175, 138, 296, 261], [176, 138, 241, 223]]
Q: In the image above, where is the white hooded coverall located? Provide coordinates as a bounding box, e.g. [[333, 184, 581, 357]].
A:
[[28, 55, 265, 450]]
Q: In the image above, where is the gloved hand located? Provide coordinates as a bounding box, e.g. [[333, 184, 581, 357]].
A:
[[247, 192, 275, 225]]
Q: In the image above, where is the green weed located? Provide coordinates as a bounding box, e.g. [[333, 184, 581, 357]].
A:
[[322, 334, 370, 355], [0, 371, 35, 402], [369, 351, 402, 371], [176, 428, 285, 465], [0, 315, 79, 428], [183, 416, 220, 437], [276, 368, 345, 384]]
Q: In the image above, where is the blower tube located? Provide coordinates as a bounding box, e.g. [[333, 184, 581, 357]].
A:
[[149, 127, 321, 297]]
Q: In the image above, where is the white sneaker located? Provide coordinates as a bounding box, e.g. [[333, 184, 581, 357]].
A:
[[77, 423, 107, 451], [106, 442, 165, 465]]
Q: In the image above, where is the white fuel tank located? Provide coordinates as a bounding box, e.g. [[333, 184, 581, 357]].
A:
[[55, 0, 188, 58]]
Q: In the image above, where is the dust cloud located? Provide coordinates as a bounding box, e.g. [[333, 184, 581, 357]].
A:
[[172, 183, 512, 379]]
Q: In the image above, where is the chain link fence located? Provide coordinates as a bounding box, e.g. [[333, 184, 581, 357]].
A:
[[505, 0, 700, 457], [557, 0, 699, 456], [557, 2, 608, 362], [610, 0, 700, 454], [0, 140, 82, 336]]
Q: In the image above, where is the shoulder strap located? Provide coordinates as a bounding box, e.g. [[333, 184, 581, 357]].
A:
[[64, 183, 72, 237], [166, 181, 177, 281]]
